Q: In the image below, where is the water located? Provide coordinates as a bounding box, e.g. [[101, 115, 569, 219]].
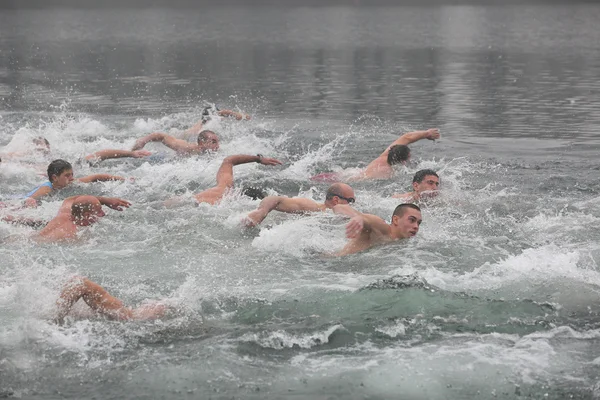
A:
[[1, 3, 600, 399]]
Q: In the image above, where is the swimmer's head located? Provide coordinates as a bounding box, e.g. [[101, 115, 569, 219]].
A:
[[71, 196, 105, 226], [325, 183, 356, 206], [33, 136, 51, 154], [387, 145, 410, 166], [391, 203, 422, 239], [412, 169, 440, 196], [201, 104, 220, 123], [242, 187, 267, 200], [47, 159, 75, 189], [197, 130, 219, 151]]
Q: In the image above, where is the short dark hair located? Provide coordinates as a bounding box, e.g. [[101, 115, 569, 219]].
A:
[[243, 187, 267, 200], [33, 136, 50, 147], [387, 145, 410, 165], [201, 105, 220, 123], [197, 130, 218, 144], [47, 159, 73, 181], [412, 169, 439, 183], [392, 203, 421, 218]]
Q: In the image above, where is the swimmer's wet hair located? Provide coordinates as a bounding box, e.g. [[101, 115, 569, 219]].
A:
[[47, 159, 73, 181], [71, 201, 95, 218], [33, 136, 50, 148], [392, 203, 421, 218], [412, 169, 439, 183], [243, 187, 267, 200], [201, 105, 220, 123], [197, 130, 218, 144], [387, 145, 410, 165]]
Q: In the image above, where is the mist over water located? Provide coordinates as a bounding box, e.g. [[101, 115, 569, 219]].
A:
[[1, 4, 600, 400]]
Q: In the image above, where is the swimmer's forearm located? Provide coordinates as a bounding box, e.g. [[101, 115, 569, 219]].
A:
[[85, 149, 136, 161], [79, 174, 125, 183], [218, 110, 249, 120]]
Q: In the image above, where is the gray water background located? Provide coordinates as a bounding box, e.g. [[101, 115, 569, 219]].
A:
[[1, 3, 600, 399]]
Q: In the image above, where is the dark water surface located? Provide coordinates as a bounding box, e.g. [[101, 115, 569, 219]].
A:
[[1, 4, 600, 400]]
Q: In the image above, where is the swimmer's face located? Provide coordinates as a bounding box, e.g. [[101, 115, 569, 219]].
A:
[[198, 132, 219, 152], [33, 138, 51, 154], [52, 169, 75, 189], [331, 188, 356, 205], [391, 208, 422, 239], [413, 175, 440, 196]]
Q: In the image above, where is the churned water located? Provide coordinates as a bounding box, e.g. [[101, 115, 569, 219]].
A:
[[1, 3, 600, 399]]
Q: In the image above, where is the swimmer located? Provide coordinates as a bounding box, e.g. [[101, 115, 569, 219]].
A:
[[34, 195, 130, 243], [191, 154, 281, 205], [335, 203, 422, 256], [25, 159, 126, 205], [243, 183, 357, 227], [178, 104, 251, 140], [392, 169, 440, 202], [311, 128, 440, 182], [0, 136, 51, 160], [131, 130, 220, 156], [164, 154, 281, 207], [54, 276, 167, 324]]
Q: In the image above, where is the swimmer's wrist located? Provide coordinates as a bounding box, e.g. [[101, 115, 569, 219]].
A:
[[256, 154, 263, 163]]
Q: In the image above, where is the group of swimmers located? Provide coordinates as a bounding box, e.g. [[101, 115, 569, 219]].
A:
[[1, 105, 442, 322]]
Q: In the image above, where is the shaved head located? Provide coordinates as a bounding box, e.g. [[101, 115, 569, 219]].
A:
[[326, 183, 354, 200]]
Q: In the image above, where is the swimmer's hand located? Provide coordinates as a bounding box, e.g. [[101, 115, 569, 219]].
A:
[[132, 150, 152, 158], [259, 156, 283, 166], [425, 128, 440, 141], [23, 197, 39, 208], [346, 216, 365, 239], [99, 197, 131, 211], [241, 216, 258, 228]]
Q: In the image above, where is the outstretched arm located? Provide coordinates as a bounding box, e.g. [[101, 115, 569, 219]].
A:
[[58, 195, 131, 214], [218, 109, 251, 121], [96, 196, 131, 211], [244, 196, 321, 227], [85, 149, 151, 163], [215, 154, 282, 188], [77, 174, 125, 183], [27, 185, 53, 201], [132, 132, 199, 154]]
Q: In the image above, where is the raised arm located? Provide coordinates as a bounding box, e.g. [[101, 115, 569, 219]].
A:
[[77, 174, 125, 183], [332, 204, 361, 218], [85, 149, 151, 163], [393, 128, 439, 146], [215, 154, 282, 188], [345, 213, 391, 239], [378, 128, 440, 160], [244, 196, 322, 227]]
